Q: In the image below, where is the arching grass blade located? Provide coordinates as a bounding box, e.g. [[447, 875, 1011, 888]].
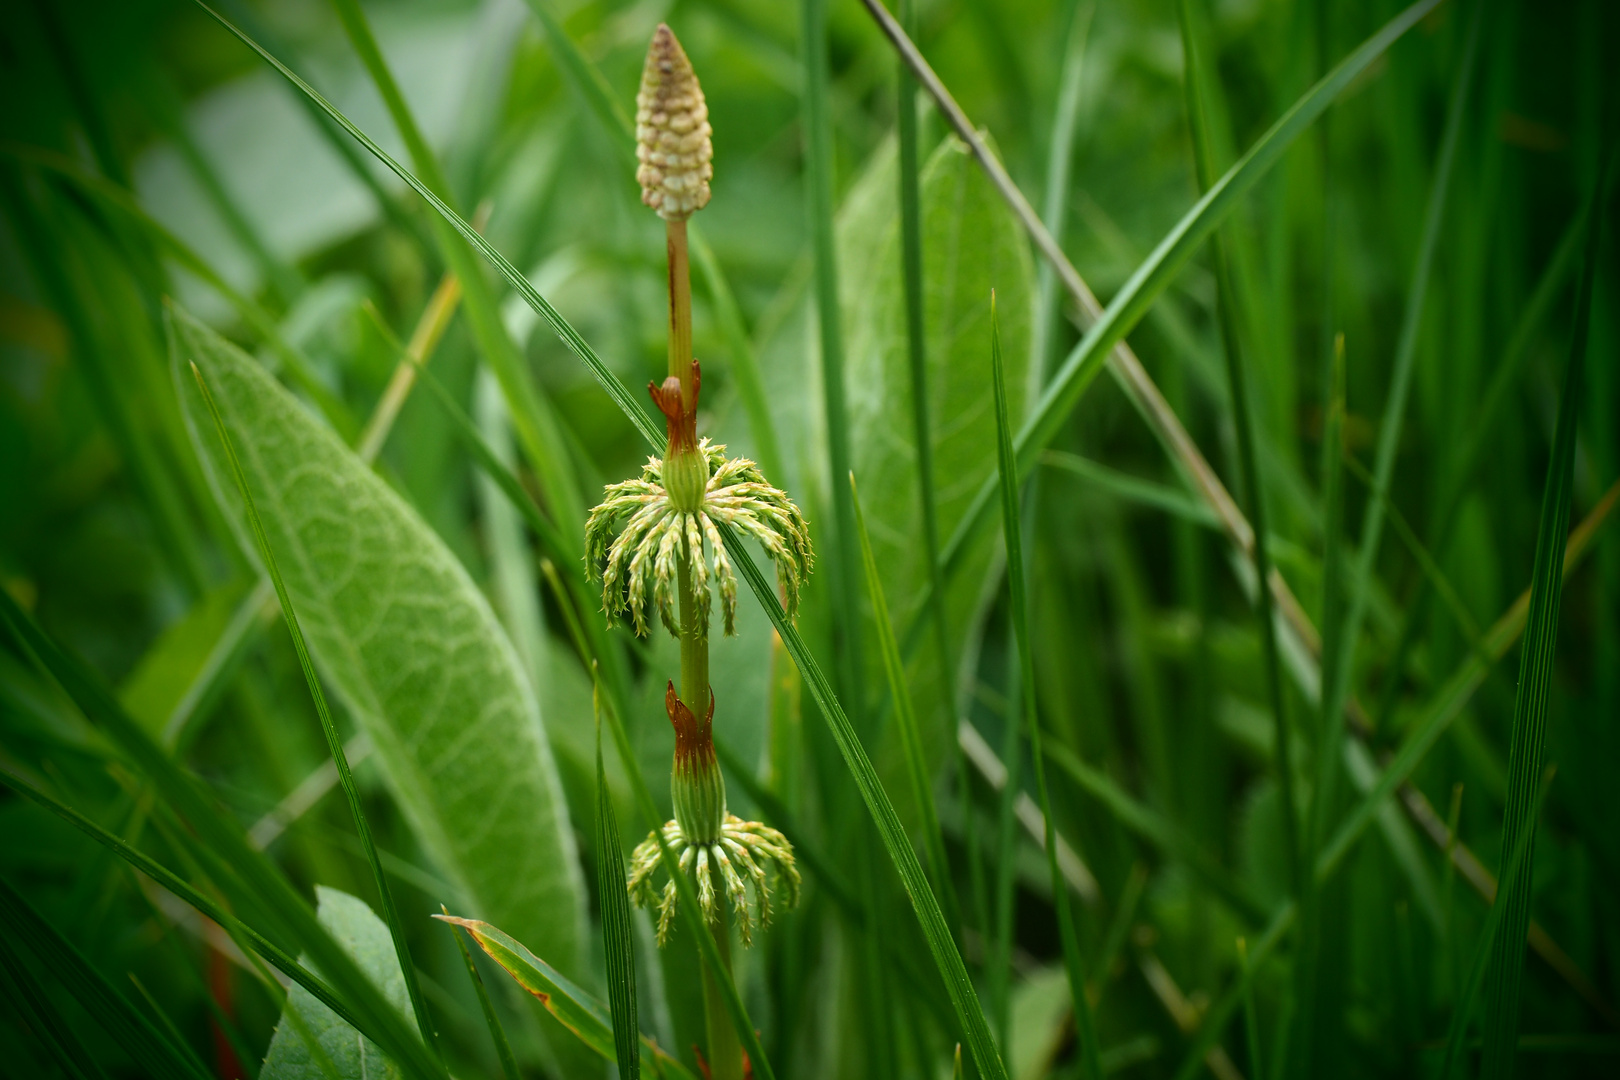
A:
[[990, 292, 1101, 1079]]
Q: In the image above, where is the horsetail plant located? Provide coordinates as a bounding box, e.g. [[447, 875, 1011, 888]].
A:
[[585, 24, 806, 1080]]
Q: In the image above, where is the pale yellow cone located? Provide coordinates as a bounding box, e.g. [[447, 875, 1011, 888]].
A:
[[636, 23, 713, 220]]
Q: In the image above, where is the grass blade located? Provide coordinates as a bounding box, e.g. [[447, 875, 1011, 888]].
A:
[[187, 361, 442, 1068], [594, 680, 641, 1080], [801, 0, 865, 714], [1444, 769, 1556, 1079], [0, 770, 378, 1046], [1237, 937, 1263, 1080], [1478, 144, 1610, 1080], [718, 519, 1009, 1080], [435, 917, 696, 1079], [1177, 0, 1301, 900], [444, 907, 520, 1080], [0, 928, 111, 1080], [0, 594, 444, 1080], [990, 292, 1101, 1080], [0, 877, 210, 1080], [850, 472, 962, 939], [534, 581, 778, 1080], [1313, 0, 1481, 853]]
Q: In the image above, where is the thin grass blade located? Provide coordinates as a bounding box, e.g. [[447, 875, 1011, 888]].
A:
[[594, 680, 640, 1080], [990, 292, 1101, 1079], [1177, 0, 1301, 901], [0, 930, 112, 1080], [0, 878, 210, 1080], [850, 472, 961, 938], [1479, 144, 1610, 1080], [1444, 769, 1556, 1079], [801, 0, 866, 716], [444, 908, 520, 1080], [0, 593, 444, 1080], [718, 519, 1007, 1080]]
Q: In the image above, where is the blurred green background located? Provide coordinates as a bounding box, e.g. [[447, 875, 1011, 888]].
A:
[[1, 0, 1617, 1077]]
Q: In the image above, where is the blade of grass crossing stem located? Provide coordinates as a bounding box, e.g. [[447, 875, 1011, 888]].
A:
[[590, 661, 776, 1080], [717, 519, 1007, 1080], [802, 0, 865, 717], [0, 878, 210, 1080], [991, 293, 1102, 1080], [594, 679, 641, 1080], [1445, 769, 1556, 1080], [689, 230, 783, 482], [861, 0, 1447, 581], [188, 363, 442, 1067], [533, 572, 774, 1080], [191, 9, 1000, 1073], [1479, 148, 1609, 1080], [192, 2, 663, 452], [1178, 0, 1301, 897], [1033, 0, 1094, 381], [850, 473, 962, 940], [0, 595, 444, 1080], [329, 0, 583, 540], [444, 907, 520, 1080]]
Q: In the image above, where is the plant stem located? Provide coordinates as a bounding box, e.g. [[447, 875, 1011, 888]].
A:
[[668, 212, 735, 1078], [702, 909, 743, 1080], [668, 219, 694, 395]]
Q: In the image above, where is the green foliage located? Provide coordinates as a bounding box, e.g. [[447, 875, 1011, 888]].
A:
[[4, 1, 1619, 1079]]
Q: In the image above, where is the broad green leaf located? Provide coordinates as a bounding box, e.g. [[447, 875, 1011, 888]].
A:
[[261, 887, 413, 1080], [435, 916, 696, 1080], [170, 306, 585, 974]]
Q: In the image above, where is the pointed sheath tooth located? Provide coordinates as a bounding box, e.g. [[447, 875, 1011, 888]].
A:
[[636, 23, 713, 220]]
